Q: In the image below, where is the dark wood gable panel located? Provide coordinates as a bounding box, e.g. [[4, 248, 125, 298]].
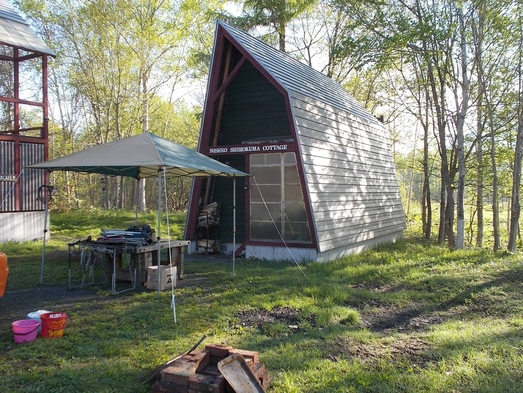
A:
[[219, 61, 291, 145]]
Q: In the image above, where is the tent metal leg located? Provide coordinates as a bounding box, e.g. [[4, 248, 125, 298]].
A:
[[157, 173, 162, 295], [39, 194, 49, 285]]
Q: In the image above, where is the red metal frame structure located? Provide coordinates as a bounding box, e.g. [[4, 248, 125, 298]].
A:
[[0, 46, 50, 212], [0, 0, 56, 242]]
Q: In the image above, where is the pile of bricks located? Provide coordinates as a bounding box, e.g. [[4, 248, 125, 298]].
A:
[[152, 344, 272, 393]]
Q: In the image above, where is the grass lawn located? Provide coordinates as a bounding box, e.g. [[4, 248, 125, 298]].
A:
[[1, 210, 523, 392]]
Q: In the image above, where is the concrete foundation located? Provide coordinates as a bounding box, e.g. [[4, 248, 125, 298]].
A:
[[187, 230, 403, 263]]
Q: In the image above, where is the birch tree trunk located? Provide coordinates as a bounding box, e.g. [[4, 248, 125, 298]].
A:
[[137, 75, 149, 213], [422, 122, 432, 239], [508, 119, 523, 252], [475, 125, 484, 247], [507, 10, 523, 251], [455, 7, 470, 249], [490, 127, 501, 251]]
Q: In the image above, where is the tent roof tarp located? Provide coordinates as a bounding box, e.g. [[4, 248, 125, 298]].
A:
[[28, 132, 248, 178]]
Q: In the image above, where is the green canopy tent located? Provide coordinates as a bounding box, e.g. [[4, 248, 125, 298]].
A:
[[29, 132, 247, 178], [28, 133, 248, 314]]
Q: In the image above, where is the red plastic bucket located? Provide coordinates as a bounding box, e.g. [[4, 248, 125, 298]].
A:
[[40, 312, 68, 338], [12, 319, 40, 343]]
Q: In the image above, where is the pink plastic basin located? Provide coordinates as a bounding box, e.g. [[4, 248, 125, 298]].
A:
[[12, 319, 40, 343]]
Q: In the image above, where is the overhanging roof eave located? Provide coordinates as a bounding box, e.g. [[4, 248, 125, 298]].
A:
[[0, 2, 56, 57]]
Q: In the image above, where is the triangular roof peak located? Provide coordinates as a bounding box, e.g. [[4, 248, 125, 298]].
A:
[[216, 20, 378, 124]]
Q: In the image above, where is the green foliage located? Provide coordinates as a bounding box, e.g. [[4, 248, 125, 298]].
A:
[[228, 0, 317, 51], [17, 0, 212, 213]]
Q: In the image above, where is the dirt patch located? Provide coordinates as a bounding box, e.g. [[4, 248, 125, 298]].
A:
[[0, 285, 103, 332], [324, 336, 435, 368], [235, 306, 436, 368], [359, 302, 445, 333], [237, 306, 316, 332]]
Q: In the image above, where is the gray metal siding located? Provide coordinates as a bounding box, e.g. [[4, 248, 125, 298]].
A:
[[20, 142, 45, 210], [0, 211, 48, 242], [0, 141, 45, 212], [318, 223, 405, 252], [289, 93, 405, 253]]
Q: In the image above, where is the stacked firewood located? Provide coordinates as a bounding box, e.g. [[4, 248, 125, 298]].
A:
[[197, 202, 220, 228], [197, 239, 221, 254], [197, 202, 221, 253]]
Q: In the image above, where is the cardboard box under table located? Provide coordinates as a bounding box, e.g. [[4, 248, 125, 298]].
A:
[[146, 265, 177, 290]]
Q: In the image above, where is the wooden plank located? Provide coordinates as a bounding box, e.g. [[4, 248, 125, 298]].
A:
[[143, 335, 207, 384], [217, 354, 265, 393]]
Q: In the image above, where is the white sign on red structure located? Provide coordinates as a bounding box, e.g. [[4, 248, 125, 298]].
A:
[[205, 143, 290, 155]]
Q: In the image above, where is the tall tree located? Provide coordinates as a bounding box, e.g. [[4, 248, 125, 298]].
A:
[[17, 0, 209, 211], [507, 0, 523, 252], [455, 6, 470, 249], [231, 0, 317, 52], [469, 0, 515, 251], [327, 0, 486, 248], [118, 0, 189, 211]]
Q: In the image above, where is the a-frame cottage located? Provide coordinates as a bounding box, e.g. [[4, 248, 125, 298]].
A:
[[185, 21, 406, 262], [0, 0, 55, 242]]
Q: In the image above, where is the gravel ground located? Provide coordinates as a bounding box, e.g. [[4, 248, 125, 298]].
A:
[[0, 268, 208, 337], [0, 285, 108, 334]]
